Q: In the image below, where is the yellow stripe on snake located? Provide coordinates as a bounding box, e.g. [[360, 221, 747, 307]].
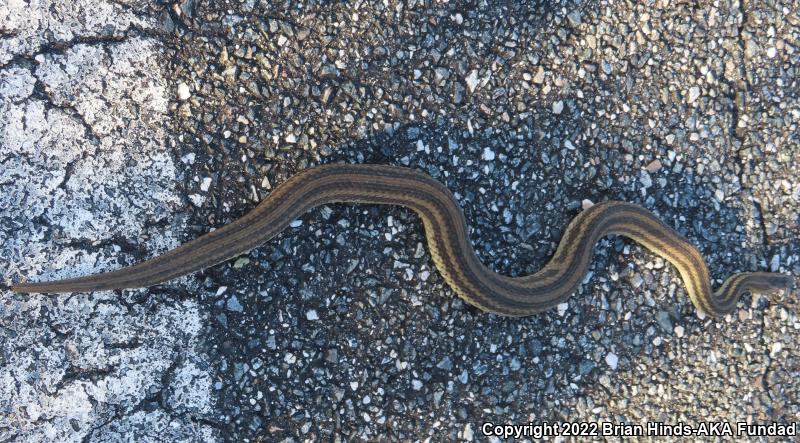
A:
[[12, 164, 792, 316]]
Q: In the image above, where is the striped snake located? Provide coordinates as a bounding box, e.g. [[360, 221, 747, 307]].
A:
[[12, 164, 792, 316]]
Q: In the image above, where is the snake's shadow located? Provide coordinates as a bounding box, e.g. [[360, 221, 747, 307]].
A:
[[196, 118, 792, 436], [171, 1, 795, 438]]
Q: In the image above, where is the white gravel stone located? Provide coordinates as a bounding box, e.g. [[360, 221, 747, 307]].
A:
[[463, 423, 474, 441], [770, 342, 783, 357], [770, 254, 780, 272], [177, 82, 191, 100], [465, 70, 480, 93], [688, 86, 701, 103], [533, 66, 545, 84], [766, 47, 777, 58], [605, 352, 619, 370]]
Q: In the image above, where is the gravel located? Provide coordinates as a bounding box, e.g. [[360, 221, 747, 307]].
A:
[[2, 0, 798, 442]]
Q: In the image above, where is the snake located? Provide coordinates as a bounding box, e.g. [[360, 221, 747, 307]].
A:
[[12, 164, 792, 316]]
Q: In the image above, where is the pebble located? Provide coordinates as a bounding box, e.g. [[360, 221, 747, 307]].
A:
[[655, 311, 672, 333], [326, 349, 338, 363], [465, 70, 480, 93], [567, 10, 582, 26], [639, 171, 653, 188], [579, 360, 595, 375], [770, 342, 783, 357], [226, 295, 244, 313], [533, 66, 545, 84], [177, 82, 191, 100], [434, 67, 449, 82], [688, 86, 701, 103], [605, 353, 619, 370], [437, 357, 453, 371], [463, 423, 474, 441], [770, 254, 780, 272], [645, 159, 662, 173]]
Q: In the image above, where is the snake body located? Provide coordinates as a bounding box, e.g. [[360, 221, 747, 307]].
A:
[[12, 164, 791, 316]]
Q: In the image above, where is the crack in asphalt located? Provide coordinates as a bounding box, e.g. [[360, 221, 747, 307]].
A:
[[759, 305, 776, 404], [724, 0, 773, 260], [49, 364, 118, 397], [0, 22, 168, 71]]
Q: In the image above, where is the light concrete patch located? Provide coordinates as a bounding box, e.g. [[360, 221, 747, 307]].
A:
[[0, 4, 218, 442], [0, 0, 150, 66]]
